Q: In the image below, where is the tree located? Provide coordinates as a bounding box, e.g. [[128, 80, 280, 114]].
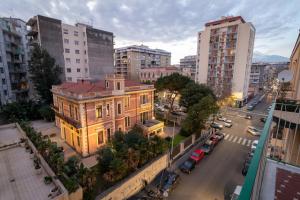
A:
[[180, 82, 216, 110], [29, 46, 62, 104], [181, 95, 219, 136], [155, 73, 192, 112]]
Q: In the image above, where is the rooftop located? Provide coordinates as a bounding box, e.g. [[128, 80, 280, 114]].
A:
[[0, 124, 65, 200], [205, 16, 245, 27], [115, 44, 171, 55]]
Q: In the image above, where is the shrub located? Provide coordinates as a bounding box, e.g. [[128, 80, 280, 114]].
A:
[[38, 105, 55, 121]]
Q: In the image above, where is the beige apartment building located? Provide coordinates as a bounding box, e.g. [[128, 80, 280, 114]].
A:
[[27, 15, 114, 82], [115, 45, 171, 80], [196, 16, 255, 107], [289, 33, 300, 100], [51, 74, 164, 156], [139, 66, 181, 83]]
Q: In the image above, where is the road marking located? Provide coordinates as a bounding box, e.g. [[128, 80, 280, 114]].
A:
[[237, 138, 242, 144], [227, 135, 234, 141], [242, 138, 247, 146], [232, 136, 238, 143], [224, 134, 230, 140], [247, 140, 252, 146]]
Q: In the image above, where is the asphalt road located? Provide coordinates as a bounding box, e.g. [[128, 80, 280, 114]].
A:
[[167, 97, 272, 200]]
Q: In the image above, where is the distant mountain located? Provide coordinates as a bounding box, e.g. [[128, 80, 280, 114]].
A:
[[252, 51, 289, 63]]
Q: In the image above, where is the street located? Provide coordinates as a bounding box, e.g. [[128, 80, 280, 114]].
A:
[[167, 95, 271, 200]]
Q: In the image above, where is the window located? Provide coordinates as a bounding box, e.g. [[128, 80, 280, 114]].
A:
[[61, 102, 64, 114], [74, 40, 79, 45], [105, 81, 109, 88], [76, 59, 80, 63], [77, 135, 80, 147], [74, 31, 79, 36], [125, 97, 130, 108], [65, 48, 70, 53], [96, 105, 103, 118], [84, 50, 87, 55], [107, 128, 111, 142], [85, 68, 88, 73], [67, 77, 72, 81], [85, 59, 87, 64], [66, 58, 71, 63], [140, 112, 149, 123], [118, 127, 122, 132], [63, 128, 66, 139], [3, 90, 7, 96], [63, 29, 68, 34], [83, 41, 86, 46], [0, 68, 4, 73], [64, 38, 69, 44], [125, 116, 131, 127], [83, 32, 85, 37], [77, 68, 80, 72], [117, 103, 122, 115], [75, 107, 78, 120], [140, 94, 148, 104], [106, 104, 110, 116], [0, 56, 2, 62], [98, 130, 103, 145], [2, 79, 6, 85], [66, 68, 71, 73], [117, 82, 121, 90], [75, 50, 80, 54], [69, 104, 74, 118]]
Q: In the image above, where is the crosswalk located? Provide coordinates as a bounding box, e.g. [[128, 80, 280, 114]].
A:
[[223, 133, 254, 147]]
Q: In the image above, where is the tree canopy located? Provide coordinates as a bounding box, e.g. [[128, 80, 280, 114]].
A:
[[29, 46, 62, 104]]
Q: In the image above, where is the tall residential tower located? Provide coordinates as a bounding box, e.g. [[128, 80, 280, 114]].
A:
[[196, 16, 255, 107]]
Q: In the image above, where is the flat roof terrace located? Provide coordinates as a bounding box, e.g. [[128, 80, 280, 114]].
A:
[[0, 124, 63, 200]]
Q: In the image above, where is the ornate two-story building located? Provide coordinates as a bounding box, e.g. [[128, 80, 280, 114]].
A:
[[52, 74, 164, 156]]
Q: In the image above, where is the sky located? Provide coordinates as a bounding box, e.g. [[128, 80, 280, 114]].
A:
[[1, 0, 299, 64]]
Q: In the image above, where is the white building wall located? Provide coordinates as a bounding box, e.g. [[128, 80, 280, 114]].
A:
[[62, 24, 89, 82], [196, 30, 210, 84]]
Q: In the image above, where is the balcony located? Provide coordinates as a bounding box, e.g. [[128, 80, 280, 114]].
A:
[[139, 119, 164, 137], [239, 103, 300, 199]]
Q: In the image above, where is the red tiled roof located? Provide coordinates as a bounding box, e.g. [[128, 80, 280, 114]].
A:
[[57, 79, 146, 94], [205, 16, 245, 27], [275, 168, 300, 200]]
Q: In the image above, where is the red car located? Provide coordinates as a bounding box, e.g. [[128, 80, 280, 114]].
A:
[[209, 135, 219, 145], [190, 149, 205, 163]]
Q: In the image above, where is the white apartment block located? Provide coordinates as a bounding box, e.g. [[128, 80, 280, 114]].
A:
[[196, 16, 255, 107]]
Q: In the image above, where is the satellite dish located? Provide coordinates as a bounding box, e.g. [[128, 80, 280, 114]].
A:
[[278, 70, 293, 83]]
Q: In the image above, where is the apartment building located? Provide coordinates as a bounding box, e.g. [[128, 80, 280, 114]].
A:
[[51, 74, 163, 156], [115, 45, 171, 80], [139, 66, 181, 83], [0, 18, 30, 105], [27, 15, 114, 82], [249, 63, 267, 91], [180, 55, 196, 80], [196, 16, 255, 107]]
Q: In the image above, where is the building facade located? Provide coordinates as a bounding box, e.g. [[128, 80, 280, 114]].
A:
[[114, 45, 171, 80], [249, 63, 267, 91], [139, 66, 181, 83], [27, 15, 114, 82], [196, 16, 255, 107], [180, 55, 196, 80], [52, 74, 163, 156], [289, 33, 300, 100], [0, 18, 30, 105]]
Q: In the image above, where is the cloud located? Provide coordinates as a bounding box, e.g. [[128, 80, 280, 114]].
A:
[[0, 0, 299, 63]]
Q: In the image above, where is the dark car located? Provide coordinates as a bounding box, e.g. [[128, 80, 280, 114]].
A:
[[210, 122, 223, 129], [242, 162, 250, 176], [160, 172, 180, 197], [200, 141, 214, 154], [260, 117, 266, 123], [179, 159, 196, 174]]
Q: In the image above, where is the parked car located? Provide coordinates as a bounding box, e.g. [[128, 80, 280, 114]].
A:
[[209, 135, 219, 145], [242, 162, 250, 176], [215, 132, 225, 140], [247, 105, 254, 111], [231, 185, 242, 200], [251, 140, 259, 150], [211, 122, 223, 129], [224, 122, 232, 128], [179, 159, 196, 174], [225, 119, 232, 123], [160, 172, 180, 197], [156, 106, 165, 112], [217, 117, 226, 122], [190, 149, 205, 163], [247, 126, 261, 136], [260, 117, 266, 123], [245, 114, 252, 120], [200, 141, 214, 154]]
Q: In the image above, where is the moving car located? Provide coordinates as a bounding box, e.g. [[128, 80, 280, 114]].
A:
[[242, 162, 250, 176], [260, 117, 266, 123], [245, 114, 252, 120], [190, 149, 205, 163], [210, 122, 223, 129], [224, 122, 232, 128], [247, 105, 254, 111], [247, 126, 261, 136], [231, 185, 242, 200], [160, 172, 180, 197], [200, 141, 214, 154], [179, 159, 196, 174], [215, 132, 225, 140]]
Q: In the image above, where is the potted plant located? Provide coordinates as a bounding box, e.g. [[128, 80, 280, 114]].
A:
[[35, 163, 42, 175], [19, 138, 26, 147], [29, 149, 34, 159]]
